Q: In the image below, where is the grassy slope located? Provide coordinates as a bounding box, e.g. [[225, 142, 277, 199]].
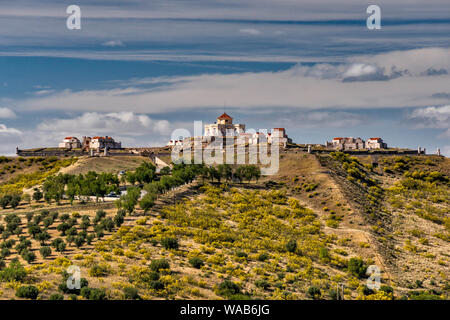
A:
[[59, 156, 151, 175], [0, 153, 448, 300]]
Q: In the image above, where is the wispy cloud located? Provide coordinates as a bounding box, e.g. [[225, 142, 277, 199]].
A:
[[239, 28, 261, 35], [102, 40, 125, 47], [12, 48, 450, 114]]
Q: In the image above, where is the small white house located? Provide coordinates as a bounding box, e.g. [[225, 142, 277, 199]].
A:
[[365, 137, 387, 149], [58, 137, 81, 149]]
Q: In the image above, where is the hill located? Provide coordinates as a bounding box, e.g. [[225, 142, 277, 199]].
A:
[[0, 152, 448, 300]]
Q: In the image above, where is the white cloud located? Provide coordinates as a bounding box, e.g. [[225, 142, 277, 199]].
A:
[[407, 105, 450, 129], [0, 107, 16, 119], [102, 40, 125, 47], [0, 124, 22, 155], [37, 112, 171, 136], [7, 48, 450, 116], [0, 124, 21, 134], [239, 28, 261, 35]]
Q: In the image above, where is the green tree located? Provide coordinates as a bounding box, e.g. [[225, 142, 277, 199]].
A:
[[32, 188, 43, 202], [140, 193, 156, 213], [40, 246, 52, 259]]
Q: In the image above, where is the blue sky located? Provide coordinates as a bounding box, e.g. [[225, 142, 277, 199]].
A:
[[0, 0, 449, 156]]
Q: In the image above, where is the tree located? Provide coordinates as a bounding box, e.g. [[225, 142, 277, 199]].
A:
[[208, 166, 220, 182], [22, 194, 31, 206], [21, 250, 36, 264], [0, 259, 27, 282], [114, 210, 125, 227], [32, 188, 43, 202], [134, 162, 156, 184], [9, 194, 22, 209], [35, 231, 51, 245], [160, 166, 171, 176], [40, 246, 52, 259], [51, 238, 66, 252], [119, 187, 141, 214], [234, 166, 244, 183], [0, 195, 11, 209], [140, 193, 156, 213], [217, 164, 233, 182], [126, 171, 137, 185]]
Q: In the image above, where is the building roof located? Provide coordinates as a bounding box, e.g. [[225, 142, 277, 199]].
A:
[[333, 137, 344, 140], [64, 137, 76, 140], [369, 137, 382, 140], [217, 113, 232, 120], [273, 128, 285, 130]]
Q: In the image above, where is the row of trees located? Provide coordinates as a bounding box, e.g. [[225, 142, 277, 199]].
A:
[[0, 194, 22, 209], [38, 171, 120, 204], [199, 164, 261, 183], [2, 161, 261, 211]]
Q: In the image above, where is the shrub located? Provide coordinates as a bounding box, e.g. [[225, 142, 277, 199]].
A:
[[216, 280, 242, 298], [15, 285, 39, 300], [161, 237, 179, 250], [380, 285, 394, 295], [89, 264, 110, 277], [189, 257, 204, 269], [286, 239, 297, 253], [123, 287, 140, 300], [235, 251, 248, 258], [255, 279, 270, 290], [150, 259, 170, 272], [257, 253, 269, 262], [80, 287, 107, 300], [307, 286, 322, 300], [348, 257, 367, 279], [89, 288, 107, 300], [149, 280, 165, 290], [0, 259, 27, 282], [49, 293, 64, 300]]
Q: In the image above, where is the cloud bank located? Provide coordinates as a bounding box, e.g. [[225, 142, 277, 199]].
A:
[[11, 48, 450, 114]]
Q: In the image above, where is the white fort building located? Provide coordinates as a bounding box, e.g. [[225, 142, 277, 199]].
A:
[[168, 113, 291, 147]]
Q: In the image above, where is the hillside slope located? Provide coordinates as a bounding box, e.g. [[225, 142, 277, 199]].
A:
[[0, 152, 448, 300]]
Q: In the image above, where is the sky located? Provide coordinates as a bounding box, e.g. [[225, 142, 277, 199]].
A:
[[0, 0, 449, 156]]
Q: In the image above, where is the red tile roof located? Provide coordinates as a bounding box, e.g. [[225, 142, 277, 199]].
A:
[[333, 137, 344, 140], [369, 137, 382, 140], [217, 113, 232, 120]]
